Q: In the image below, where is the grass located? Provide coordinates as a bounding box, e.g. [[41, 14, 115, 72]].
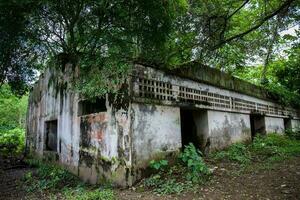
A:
[[211, 133, 300, 169], [23, 159, 115, 200]]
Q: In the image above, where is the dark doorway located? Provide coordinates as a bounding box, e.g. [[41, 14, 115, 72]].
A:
[[180, 109, 205, 150], [45, 120, 58, 151], [284, 118, 292, 130], [250, 114, 265, 139]]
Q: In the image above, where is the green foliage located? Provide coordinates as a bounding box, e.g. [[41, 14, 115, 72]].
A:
[[144, 144, 210, 195], [24, 159, 80, 191], [285, 128, 300, 140], [153, 179, 185, 195], [0, 85, 28, 157], [213, 134, 300, 167], [149, 159, 168, 171], [0, 84, 28, 129], [213, 143, 251, 165], [62, 187, 115, 200], [0, 128, 25, 157], [179, 143, 211, 182], [24, 159, 116, 199], [233, 62, 300, 107]]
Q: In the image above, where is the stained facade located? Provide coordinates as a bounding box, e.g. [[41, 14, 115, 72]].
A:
[[26, 63, 300, 186]]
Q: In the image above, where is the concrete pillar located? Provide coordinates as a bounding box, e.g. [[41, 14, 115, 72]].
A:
[[264, 116, 284, 134]]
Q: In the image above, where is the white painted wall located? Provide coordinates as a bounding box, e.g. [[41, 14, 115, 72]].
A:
[[131, 103, 181, 168], [265, 117, 284, 134], [207, 111, 251, 150], [291, 119, 300, 131]]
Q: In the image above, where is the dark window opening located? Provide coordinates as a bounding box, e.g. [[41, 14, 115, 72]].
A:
[[284, 118, 292, 130], [78, 97, 107, 116], [250, 114, 265, 139], [45, 120, 58, 151], [180, 109, 207, 153]]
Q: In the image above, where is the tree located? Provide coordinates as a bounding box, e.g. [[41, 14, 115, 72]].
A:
[[164, 0, 299, 69], [0, 0, 299, 100], [0, 0, 188, 96]]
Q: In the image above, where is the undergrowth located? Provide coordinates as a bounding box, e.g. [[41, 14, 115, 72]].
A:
[[144, 132, 300, 196], [212, 133, 300, 167], [143, 143, 211, 195], [23, 159, 115, 200]]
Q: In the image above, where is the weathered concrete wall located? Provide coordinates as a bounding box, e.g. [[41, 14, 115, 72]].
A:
[[131, 103, 181, 181], [132, 65, 299, 118], [27, 63, 300, 187], [26, 64, 133, 187], [78, 105, 132, 186], [26, 64, 80, 171], [290, 119, 300, 131], [206, 111, 251, 151], [264, 117, 284, 134]]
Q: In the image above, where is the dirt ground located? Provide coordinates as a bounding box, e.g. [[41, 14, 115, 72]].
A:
[[0, 156, 299, 200], [117, 157, 300, 200]]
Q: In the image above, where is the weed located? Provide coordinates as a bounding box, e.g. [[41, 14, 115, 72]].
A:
[[213, 143, 251, 165], [212, 134, 300, 168], [153, 179, 185, 195], [63, 187, 115, 200], [285, 128, 300, 140], [180, 143, 211, 182], [144, 143, 210, 195], [23, 159, 116, 199], [149, 159, 168, 171]]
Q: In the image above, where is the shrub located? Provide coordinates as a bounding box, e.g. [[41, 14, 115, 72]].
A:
[[179, 143, 211, 182], [213, 142, 252, 165], [144, 143, 210, 195], [213, 134, 300, 166], [149, 159, 168, 170], [285, 128, 300, 140], [0, 127, 25, 157]]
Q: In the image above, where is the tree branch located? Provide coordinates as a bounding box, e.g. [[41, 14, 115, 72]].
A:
[[227, 0, 250, 19], [213, 0, 295, 49]]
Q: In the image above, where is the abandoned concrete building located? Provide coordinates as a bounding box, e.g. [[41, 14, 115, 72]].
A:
[[26, 63, 300, 186]]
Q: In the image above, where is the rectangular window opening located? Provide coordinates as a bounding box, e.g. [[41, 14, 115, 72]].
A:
[[78, 96, 107, 116]]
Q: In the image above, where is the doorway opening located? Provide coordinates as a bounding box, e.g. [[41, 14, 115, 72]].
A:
[[45, 120, 58, 151], [250, 114, 265, 139], [180, 109, 207, 152], [284, 118, 292, 130]]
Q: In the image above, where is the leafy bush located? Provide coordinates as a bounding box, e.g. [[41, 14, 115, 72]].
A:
[[213, 134, 300, 166], [213, 143, 251, 165], [0, 127, 25, 157], [149, 159, 168, 170], [144, 143, 210, 195], [285, 128, 300, 140], [179, 143, 211, 182]]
